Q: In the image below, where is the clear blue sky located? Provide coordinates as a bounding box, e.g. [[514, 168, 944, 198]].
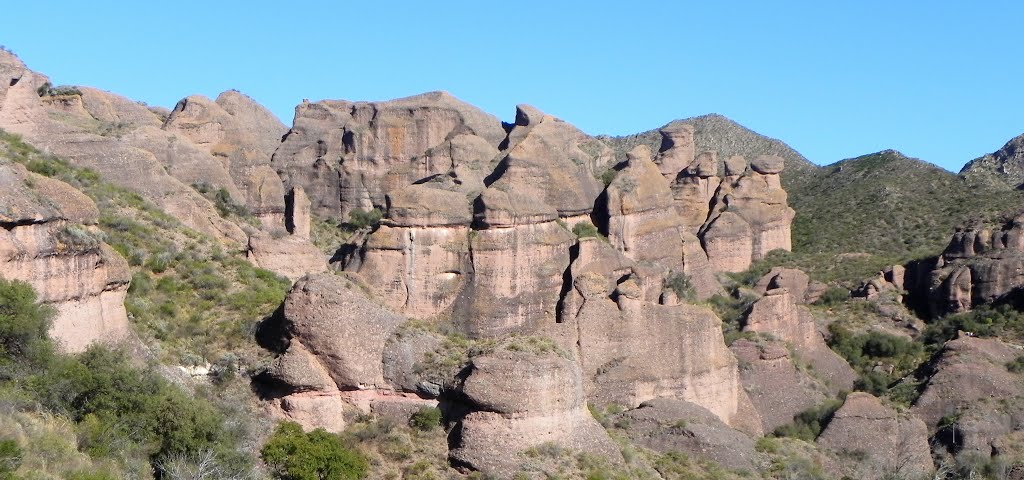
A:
[[2, 1, 1021, 171]]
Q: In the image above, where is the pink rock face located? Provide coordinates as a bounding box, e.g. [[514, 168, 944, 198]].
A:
[[272, 92, 506, 218], [0, 51, 248, 245], [164, 91, 290, 219], [0, 163, 130, 352], [743, 289, 857, 392], [818, 392, 934, 479], [928, 214, 1024, 316], [730, 339, 825, 433], [701, 212, 754, 273], [605, 146, 684, 267], [450, 350, 622, 477], [654, 123, 696, 178]]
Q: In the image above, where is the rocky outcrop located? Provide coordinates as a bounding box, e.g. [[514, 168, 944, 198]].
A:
[[961, 132, 1024, 189], [927, 213, 1024, 315], [818, 392, 933, 479], [743, 279, 857, 392], [730, 339, 827, 433], [453, 187, 574, 337], [701, 154, 794, 270], [164, 91, 289, 228], [550, 240, 756, 431], [246, 187, 327, 281], [701, 212, 754, 272], [912, 335, 1024, 460], [616, 398, 760, 471], [272, 92, 506, 218], [265, 273, 410, 430], [604, 145, 684, 270], [347, 185, 472, 318], [489, 105, 614, 220], [0, 50, 247, 244], [0, 162, 130, 352], [449, 349, 621, 477]]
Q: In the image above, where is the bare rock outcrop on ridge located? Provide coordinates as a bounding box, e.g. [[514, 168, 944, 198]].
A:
[[0, 162, 130, 352], [911, 334, 1024, 461], [0, 50, 248, 244]]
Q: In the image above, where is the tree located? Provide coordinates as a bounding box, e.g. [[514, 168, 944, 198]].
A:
[[262, 421, 368, 480], [0, 277, 56, 371]]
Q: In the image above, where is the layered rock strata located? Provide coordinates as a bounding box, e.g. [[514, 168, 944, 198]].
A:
[[0, 162, 130, 352]]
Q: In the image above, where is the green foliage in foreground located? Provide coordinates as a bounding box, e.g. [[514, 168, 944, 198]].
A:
[[262, 421, 369, 480], [0, 279, 252, 478], [922, 304, 1024, 346]]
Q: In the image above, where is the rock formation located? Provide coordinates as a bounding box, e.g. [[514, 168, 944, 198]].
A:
[[961, 132, 1024, 189], [927, 213, 1024, 315], [246, 186, 328, 281], [346, 185, 472, 318], [265, 273, 414, 430], [743, 271, 857, 392], [0, 162, 130, 352], [449, 349, 621, 477], [272, 92, 506, 218], [912, 334, 1024, 461], [730, 338, 827, 433], [818, 392, 933, 479], [615, 398, 760, 471], [0, 50, 249, 244]]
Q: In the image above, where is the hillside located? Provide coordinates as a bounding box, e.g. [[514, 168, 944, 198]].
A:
[[787, 150, 1023, 261]]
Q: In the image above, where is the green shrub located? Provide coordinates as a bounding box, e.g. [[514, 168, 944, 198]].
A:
[[923, 305, 1024, 345], [572, 221, 601, 239], [0, 439, 21, 478], [828, 324, 926, 396], [773, 398, 844, 441], [0, 278, 56, 371], [1007, 355, 1024, 373], [262, 421, 368, 480], [347, 208, 383, 230], [665, 272, 695, 300], [814, 287, 850, 306], [409, 406, 442, 431]]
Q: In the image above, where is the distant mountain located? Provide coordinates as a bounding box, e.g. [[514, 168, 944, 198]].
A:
[[787, 150, 1023, 260], [601, 113, 819, 182], [960, 132, 1024, 189]]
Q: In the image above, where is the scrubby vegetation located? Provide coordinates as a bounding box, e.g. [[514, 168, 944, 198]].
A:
[[262, 421, 368, 480], [827, 325, 927, 399], [0, 278, 255, 478], [772, 398, 844, 442], [2, 129, 290, 368]]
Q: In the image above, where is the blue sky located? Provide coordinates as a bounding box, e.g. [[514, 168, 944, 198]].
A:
[[2, 1, 1021, 171]]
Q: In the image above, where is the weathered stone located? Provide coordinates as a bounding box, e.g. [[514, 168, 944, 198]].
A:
[[743, 289, 857, 392], [754, 268, 811, 304], [701, 212, 753, 273], [731, 339, 826, 433], [818, 392, 934, 479], [450, 349, 621, 477], [654, 123, 695, 179], [0, 162, 130, 353], [616, 398, 761, 471], [750, 154, 785, 174]]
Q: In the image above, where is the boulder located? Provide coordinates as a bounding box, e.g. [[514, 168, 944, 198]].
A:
[[750, 154, 785, 174], [818, 392, 934, 479], [754, 268, 811, 304], [701, 212, 754, 273], [616, 398, 761, 471], [654, 123, 695, 178], [449, 349, 621, 477]]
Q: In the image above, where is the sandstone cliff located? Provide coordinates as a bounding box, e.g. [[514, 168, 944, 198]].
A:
[[0, 162, 129, 352]]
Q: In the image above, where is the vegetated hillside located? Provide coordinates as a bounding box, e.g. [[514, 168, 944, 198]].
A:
[[601, 113, 818, 181], [960, 132, 1024, 189], [787, 150, 1023, 263]]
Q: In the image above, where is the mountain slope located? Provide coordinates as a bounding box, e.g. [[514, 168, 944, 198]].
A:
[[960, 132, 1024, 189], [788, 150, 1023, 260]]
